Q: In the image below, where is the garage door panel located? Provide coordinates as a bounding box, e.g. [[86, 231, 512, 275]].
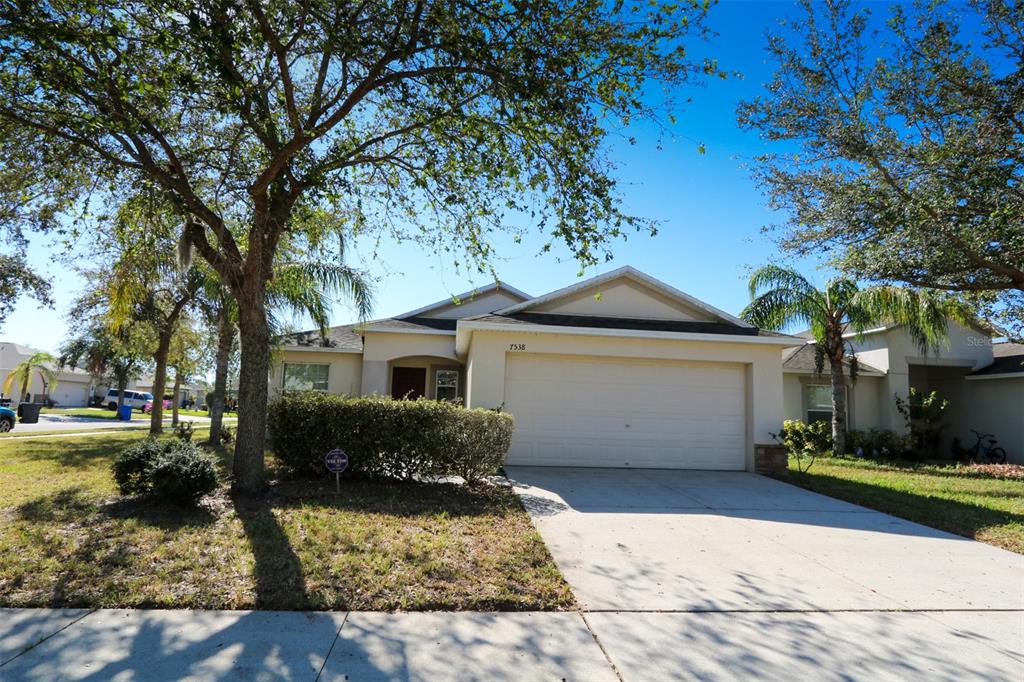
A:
[[504, 354, 746, 469]]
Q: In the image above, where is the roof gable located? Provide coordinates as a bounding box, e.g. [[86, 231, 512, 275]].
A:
[[397, 282, 531, 320], [496, 266, 751, 327]]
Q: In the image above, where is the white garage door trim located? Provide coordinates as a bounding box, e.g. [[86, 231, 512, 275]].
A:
[[504, 353, 747, 469]]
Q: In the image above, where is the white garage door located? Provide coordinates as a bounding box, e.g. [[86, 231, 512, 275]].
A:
[[504, 354, 747, 469]]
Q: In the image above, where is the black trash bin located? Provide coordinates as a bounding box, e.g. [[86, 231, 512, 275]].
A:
[[18, 403, 41, 424]]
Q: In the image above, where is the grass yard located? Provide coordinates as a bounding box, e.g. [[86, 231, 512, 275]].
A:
[[788, 457, 1024, 554], [43, 407, 149, 420], [0, 431, 572, 611]]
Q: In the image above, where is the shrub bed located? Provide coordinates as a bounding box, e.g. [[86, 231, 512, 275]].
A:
[[267, 393, 514, 484], [112, 438, 219, 506]]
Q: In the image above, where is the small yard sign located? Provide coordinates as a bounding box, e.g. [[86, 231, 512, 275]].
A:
[[325, 448, 348, 493]]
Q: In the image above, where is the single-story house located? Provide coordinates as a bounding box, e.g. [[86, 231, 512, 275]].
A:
[[783, 325, 1023, 463], [0, 342, 208, 409], [276, 266, 1023, 467], [0, 342, 103, 406], [275, 266, 804, 472]]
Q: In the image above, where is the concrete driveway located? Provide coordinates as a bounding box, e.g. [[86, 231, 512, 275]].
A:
[[508, 467, 1024, 680]]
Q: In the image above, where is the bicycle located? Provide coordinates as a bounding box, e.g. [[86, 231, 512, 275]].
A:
[[965, 429, 1008, 464]]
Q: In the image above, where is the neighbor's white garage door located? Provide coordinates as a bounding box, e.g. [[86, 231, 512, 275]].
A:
[[504, 354, 747, 469]]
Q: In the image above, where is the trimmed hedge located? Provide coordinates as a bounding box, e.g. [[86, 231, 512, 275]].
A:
[[267, 393, 514, 484], [112, 438, 219, 506]]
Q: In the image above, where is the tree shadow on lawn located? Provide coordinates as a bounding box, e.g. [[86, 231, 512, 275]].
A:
[[789, 471, 1024, 551], [232, 491, 310, 610], [228, 477, 529, 610], [269, 475, 523, 519]]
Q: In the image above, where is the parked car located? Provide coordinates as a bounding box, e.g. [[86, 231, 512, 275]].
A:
[[0, 406, 16, 432], [104, 389, 153, 411], [142, 397, 172, 414]]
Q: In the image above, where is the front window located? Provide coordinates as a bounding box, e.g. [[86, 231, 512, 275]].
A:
[[142, 393, 154, 401], [805, 384, 846, 423], [435, 369, 459, 401], [283, 363, 329, 391]]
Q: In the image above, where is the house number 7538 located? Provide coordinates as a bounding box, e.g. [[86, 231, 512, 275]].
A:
[[509, 343, 526, 351]]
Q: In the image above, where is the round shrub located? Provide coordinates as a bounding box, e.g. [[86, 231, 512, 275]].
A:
[[267, 393, 514, 484], [112, 438, 167, 496], [111, 438, 219, 506], [148, 444, 220, 506]]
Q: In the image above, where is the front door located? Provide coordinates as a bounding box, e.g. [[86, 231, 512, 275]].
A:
[[391, 367, 426, 400]]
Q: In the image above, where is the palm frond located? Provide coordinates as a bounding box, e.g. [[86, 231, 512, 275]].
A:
[[741, 287, 820, 335], [850, 286, 964, 354], [270, 262, 375, 335], [748, 265, 819, 300]]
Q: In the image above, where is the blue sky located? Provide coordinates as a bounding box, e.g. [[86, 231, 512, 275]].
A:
[[6, 1, 829, 352]]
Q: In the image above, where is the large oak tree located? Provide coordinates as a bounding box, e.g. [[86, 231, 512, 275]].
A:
[[0, 0, 717, 491], [738, 0, 1023, 336]]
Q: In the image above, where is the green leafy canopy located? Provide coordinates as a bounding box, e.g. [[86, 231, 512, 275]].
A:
[[737, 0, 1022, 335]]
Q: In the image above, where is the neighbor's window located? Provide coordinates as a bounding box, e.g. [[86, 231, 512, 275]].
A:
[[435, 369, 459, 401], [283, 363, 329, 391], [805, 384, 846, 423]]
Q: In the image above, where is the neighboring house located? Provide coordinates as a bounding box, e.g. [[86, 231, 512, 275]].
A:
[[0, 343, 209, 409], [133, 374, 208, 406], [275, 266, 803, 472], [783, 326, 1024, 463], [0, 342, 103, 406]]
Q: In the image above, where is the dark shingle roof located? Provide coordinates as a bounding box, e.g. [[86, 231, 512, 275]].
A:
[[782, 343, 885, 375], [281, 315, 459, 351], [971, 342, 1024, 376], [362, 316, 458, 332], [280, 325, 363, 351], [467, 312, 790, 337]]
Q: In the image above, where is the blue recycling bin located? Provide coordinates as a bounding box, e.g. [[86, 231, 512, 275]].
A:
[[117, 404, 134, 421]]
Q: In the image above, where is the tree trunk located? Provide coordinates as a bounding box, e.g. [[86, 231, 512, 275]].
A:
[[233, 278, 270, 494], [207, 305, 233, 446], [116, 374, 127, 410], [171, 372, 181, 428], [829, 356, 848, 456], [149, 331, 173, 435]]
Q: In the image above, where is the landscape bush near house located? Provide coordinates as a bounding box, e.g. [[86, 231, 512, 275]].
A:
[[846, 428, 909, 459], [268, 393, 514, 485], [112, 438, 219, 506], [774, 419, 910, 465], [895, 388, 950, 460], [773, 420, 832, 456]]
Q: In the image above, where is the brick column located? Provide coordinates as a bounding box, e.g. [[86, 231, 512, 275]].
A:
[[754, 443, 789, 477]]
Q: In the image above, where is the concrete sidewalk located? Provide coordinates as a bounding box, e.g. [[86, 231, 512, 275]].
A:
[[2, 607, 1022, 681]]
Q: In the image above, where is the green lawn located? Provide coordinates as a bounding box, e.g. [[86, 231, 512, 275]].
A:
[[0, 430, 572, 611], [43, 407, 149, 420], [788, 457, 1024, 554]]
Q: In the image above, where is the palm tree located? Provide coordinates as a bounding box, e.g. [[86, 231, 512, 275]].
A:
[[195, 259, 373, 447], [3, 351, 59, 406], [741, 265, 967, 456]]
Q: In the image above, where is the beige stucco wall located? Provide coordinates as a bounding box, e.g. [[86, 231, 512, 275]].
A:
[[851, 323, 995, 431], [424, 289, 526, 319], [270, 350, 363, 398], [532, 279, 717, 321], [962, 377, 1024, 464], [464, 328, 788, 471], [360, 331, 459, 395]]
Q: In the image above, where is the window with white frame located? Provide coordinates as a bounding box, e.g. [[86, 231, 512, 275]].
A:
[[435, 369, 459, 401], [805, 384, 847, 424], [283, 363, 329, 391]]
